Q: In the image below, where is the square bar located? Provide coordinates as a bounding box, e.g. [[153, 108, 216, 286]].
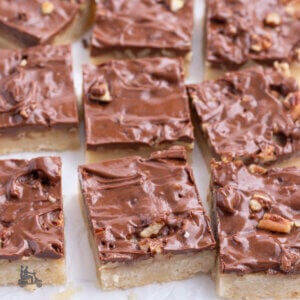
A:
[[210, 159, 300, 299], [83, 57, 194, 162], [0, 0, 95, 49], [0, 157, 65, 288], [0, 44, 79, 154], [90, 0, 194, 73], [78, 146, 216, 290], [187, 66, 300, 167], [204, 0, 300, 82]]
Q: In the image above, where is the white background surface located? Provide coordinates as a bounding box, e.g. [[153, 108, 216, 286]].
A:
[[0, 1, 220, 299]]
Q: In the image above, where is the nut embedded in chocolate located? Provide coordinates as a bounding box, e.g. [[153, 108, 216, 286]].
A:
[[264, 12, 282, 26], [170, 0, 186, 12], [187, 66, 300, 165], [205, 0, 300, 68], [89, 81, 112, 102], [257, 213, 293, 233], [41, 1, 54, 15]]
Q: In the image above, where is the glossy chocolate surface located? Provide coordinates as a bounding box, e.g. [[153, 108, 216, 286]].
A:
[[187, 66, 300, 164], [0, 0, 81, 47], [211, 159, 300, 274], [78, 146, 215, 263], [83, 57, 194, 150], [0, 44, 79, 133], [0, 157, 64, 260], [90, 0, 193, 56], [206, 0, 300, 68]]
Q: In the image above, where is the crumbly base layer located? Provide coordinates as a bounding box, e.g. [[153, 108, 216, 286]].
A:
[[0, 0, 95, 49], [85, 142, 193, 163], [79, 187, 213, 291], [98, 251, 215, 291], [217, 269, 300, 300], [0, 257, 65, 286], [90, 51, 192, 76], [0, 128, 80, 154]]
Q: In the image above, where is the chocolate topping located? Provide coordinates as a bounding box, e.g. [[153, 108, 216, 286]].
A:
[[211, 160, 300, 274], [187, 66, 300, 164], [0, 44, 79, 133], [206, 0, 300, 68], [0, 157, 64, 260], [0, 0, 81, 47], [78, 146, 215, 263], [90, 0, 193, 56], [83, 57, 194, 150]]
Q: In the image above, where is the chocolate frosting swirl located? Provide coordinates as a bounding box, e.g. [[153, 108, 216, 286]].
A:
[[91, 0, 193, 56], [187, 66, 300, 164], [0, 44, 79, 132], [83, 57, 194, 150], [206, 0, 300, 68], [79, 146, 215, 263], [211, 160, 300, 274], [0, 157, 64, 260], [0, 0, 81, 47]]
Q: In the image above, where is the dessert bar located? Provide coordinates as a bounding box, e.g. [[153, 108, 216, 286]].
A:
[[90, 0, 194, 73], [204, 0, 300, 81], [0, 44, 79, 154], [187, 66, 300, 167], [83, 57, 194, 162], [0, 0, 95, 49], [211, 159, 300, 299], [78, 146, 216, 290], [0, 157, 65, 287]]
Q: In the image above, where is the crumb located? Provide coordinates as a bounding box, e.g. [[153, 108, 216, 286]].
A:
[[127, 291, 138, 300], [51, 286, 79, 300]]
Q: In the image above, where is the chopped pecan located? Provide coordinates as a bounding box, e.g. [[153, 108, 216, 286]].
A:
[[140, 222, 164, 238], [41, 1, 54, 15], [19, 59, 27, 67], [274, 61, 291, 77], [89, 81, 112, 102], [250, 34, 272, 52], [249, 199, 262, 212], [48, 195, 56, 203], [283, 92, 300, 121], [138, 238, 162, 254], [248, 164, 267, 175], [19, 110, 29, 119], [264, 12, 282, 26], [170, 0, 185, 12], [257, 213, 293, 233], [250, 192, 272, 212], [257, 145, 276, 163]]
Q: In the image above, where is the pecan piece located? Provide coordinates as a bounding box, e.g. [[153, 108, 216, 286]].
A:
[[274, 61, 291, 77], [257, 145, 276, 163], [248, 164, 267, 175], [140, 222, 164, 238], [41, 1, 54, 15], [264, 12, 282, 26], [89, 81, 112, 102], [283, 92, 300, 121], [138, 238, 163, 254], [249, 199, 262, 212], [170, 0, 185, 12], [257, 213, 293, 233]]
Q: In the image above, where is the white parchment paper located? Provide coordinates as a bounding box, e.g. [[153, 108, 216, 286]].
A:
[[0, 1, 221, 299]]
